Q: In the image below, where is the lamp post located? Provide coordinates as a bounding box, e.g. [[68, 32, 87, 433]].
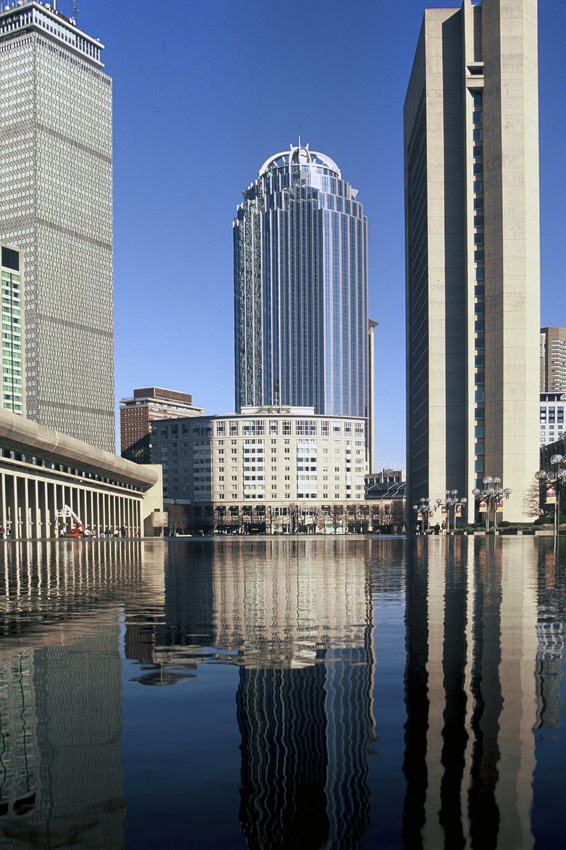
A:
[[412, 496, 431, 534], [535, 454, 566, 555], [472, 476, 512, 533], [443, 490, 468, 533]]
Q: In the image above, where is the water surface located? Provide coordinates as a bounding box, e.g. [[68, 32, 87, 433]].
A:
[[0, 537, 564, 849]]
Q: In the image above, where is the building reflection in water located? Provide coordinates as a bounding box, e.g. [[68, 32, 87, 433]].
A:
[[534, 545, 565, 732], [403, 535, 564, 850], [122, 538, 379, 849], [0, 541, 145, 849], [4, 536, 563, 848], [212, 539, 377, 850]]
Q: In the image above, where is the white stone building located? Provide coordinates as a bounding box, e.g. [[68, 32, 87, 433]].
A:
[[150, 406, 369, 533]]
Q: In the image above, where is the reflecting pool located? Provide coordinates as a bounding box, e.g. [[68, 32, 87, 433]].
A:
[[0, 536, 565, 849]]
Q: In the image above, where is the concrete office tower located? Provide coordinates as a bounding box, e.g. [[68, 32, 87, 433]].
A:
[[0, 2, 114, 451], [0, 245, 24, 416], [540, 328, 566, 393], [404, 0, 540, 523], [234, 143, 370, 426]]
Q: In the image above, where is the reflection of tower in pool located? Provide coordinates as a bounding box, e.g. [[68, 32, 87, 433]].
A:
[[213, 539, 376, 848], [0, 542, 137, 847], [237, 665, 331, 849], [0, 632, 125, 847], [534, 546, 565, 731], [403, 537, 538, 849]]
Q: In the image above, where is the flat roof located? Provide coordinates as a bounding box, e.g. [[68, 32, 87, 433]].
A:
[[0, 409, 158, 490]]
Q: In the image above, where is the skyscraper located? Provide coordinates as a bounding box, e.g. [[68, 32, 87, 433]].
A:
[[0, 245, 24, 416], [540, 328, 566, 393], [404, 0, 540, 523], [234, 143, 369, 424], [0, 2, 114, 452]]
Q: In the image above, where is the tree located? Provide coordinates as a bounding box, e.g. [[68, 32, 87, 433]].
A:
[[524, 482, 544, 520], [168, 503, 188, 535]]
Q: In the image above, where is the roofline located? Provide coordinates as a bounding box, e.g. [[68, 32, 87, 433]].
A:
[[0, 409, 158, 489], [258, 143, 341, 179], [0, 1, 105, 68]]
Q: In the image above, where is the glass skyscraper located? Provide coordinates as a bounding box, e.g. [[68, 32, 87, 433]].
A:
[[0, 2, 114, 452], [234, 143, 369, 420]]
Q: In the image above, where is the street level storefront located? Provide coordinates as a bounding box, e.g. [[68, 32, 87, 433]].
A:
[[169, 500, 405, 535], [0, 410, 161, 538]]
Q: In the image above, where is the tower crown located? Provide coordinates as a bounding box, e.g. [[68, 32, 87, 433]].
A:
[[259, 142, 341, 179], [0, 1, 103, 67]]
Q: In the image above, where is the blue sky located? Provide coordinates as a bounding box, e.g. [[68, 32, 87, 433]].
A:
[[71, 0, 563, 470]]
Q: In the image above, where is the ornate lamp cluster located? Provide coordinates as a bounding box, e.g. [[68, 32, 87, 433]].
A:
[[412, 492, 466, 534], [472, 476, 511, 533], [443, 490, 467, 534], [412, 497, 431, 532], [535, 454, 566, 554]]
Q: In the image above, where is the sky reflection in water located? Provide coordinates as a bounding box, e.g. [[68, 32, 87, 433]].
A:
[[0, 537, 565, 849]]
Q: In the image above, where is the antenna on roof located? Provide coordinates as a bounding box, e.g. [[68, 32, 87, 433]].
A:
[[71, 0, 78, 24]]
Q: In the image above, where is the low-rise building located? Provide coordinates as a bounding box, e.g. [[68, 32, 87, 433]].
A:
[[364, 468, 406, 533], [120, 387, 204, 464], [0, 408, 162, 537], [151, 406, 371, 533]]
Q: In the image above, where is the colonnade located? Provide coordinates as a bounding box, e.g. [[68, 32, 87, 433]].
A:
[[0, 467, 143, 539]]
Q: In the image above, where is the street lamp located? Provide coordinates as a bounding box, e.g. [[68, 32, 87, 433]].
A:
[[443, 489, 468, 533], [535, 454, 566, 555], [472, 476, 512, 533], [412, 496, 431, 533]]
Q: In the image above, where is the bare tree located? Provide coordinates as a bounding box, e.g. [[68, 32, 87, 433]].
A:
[[167, 503, 187, 536], [524, 482, 543, 520]]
